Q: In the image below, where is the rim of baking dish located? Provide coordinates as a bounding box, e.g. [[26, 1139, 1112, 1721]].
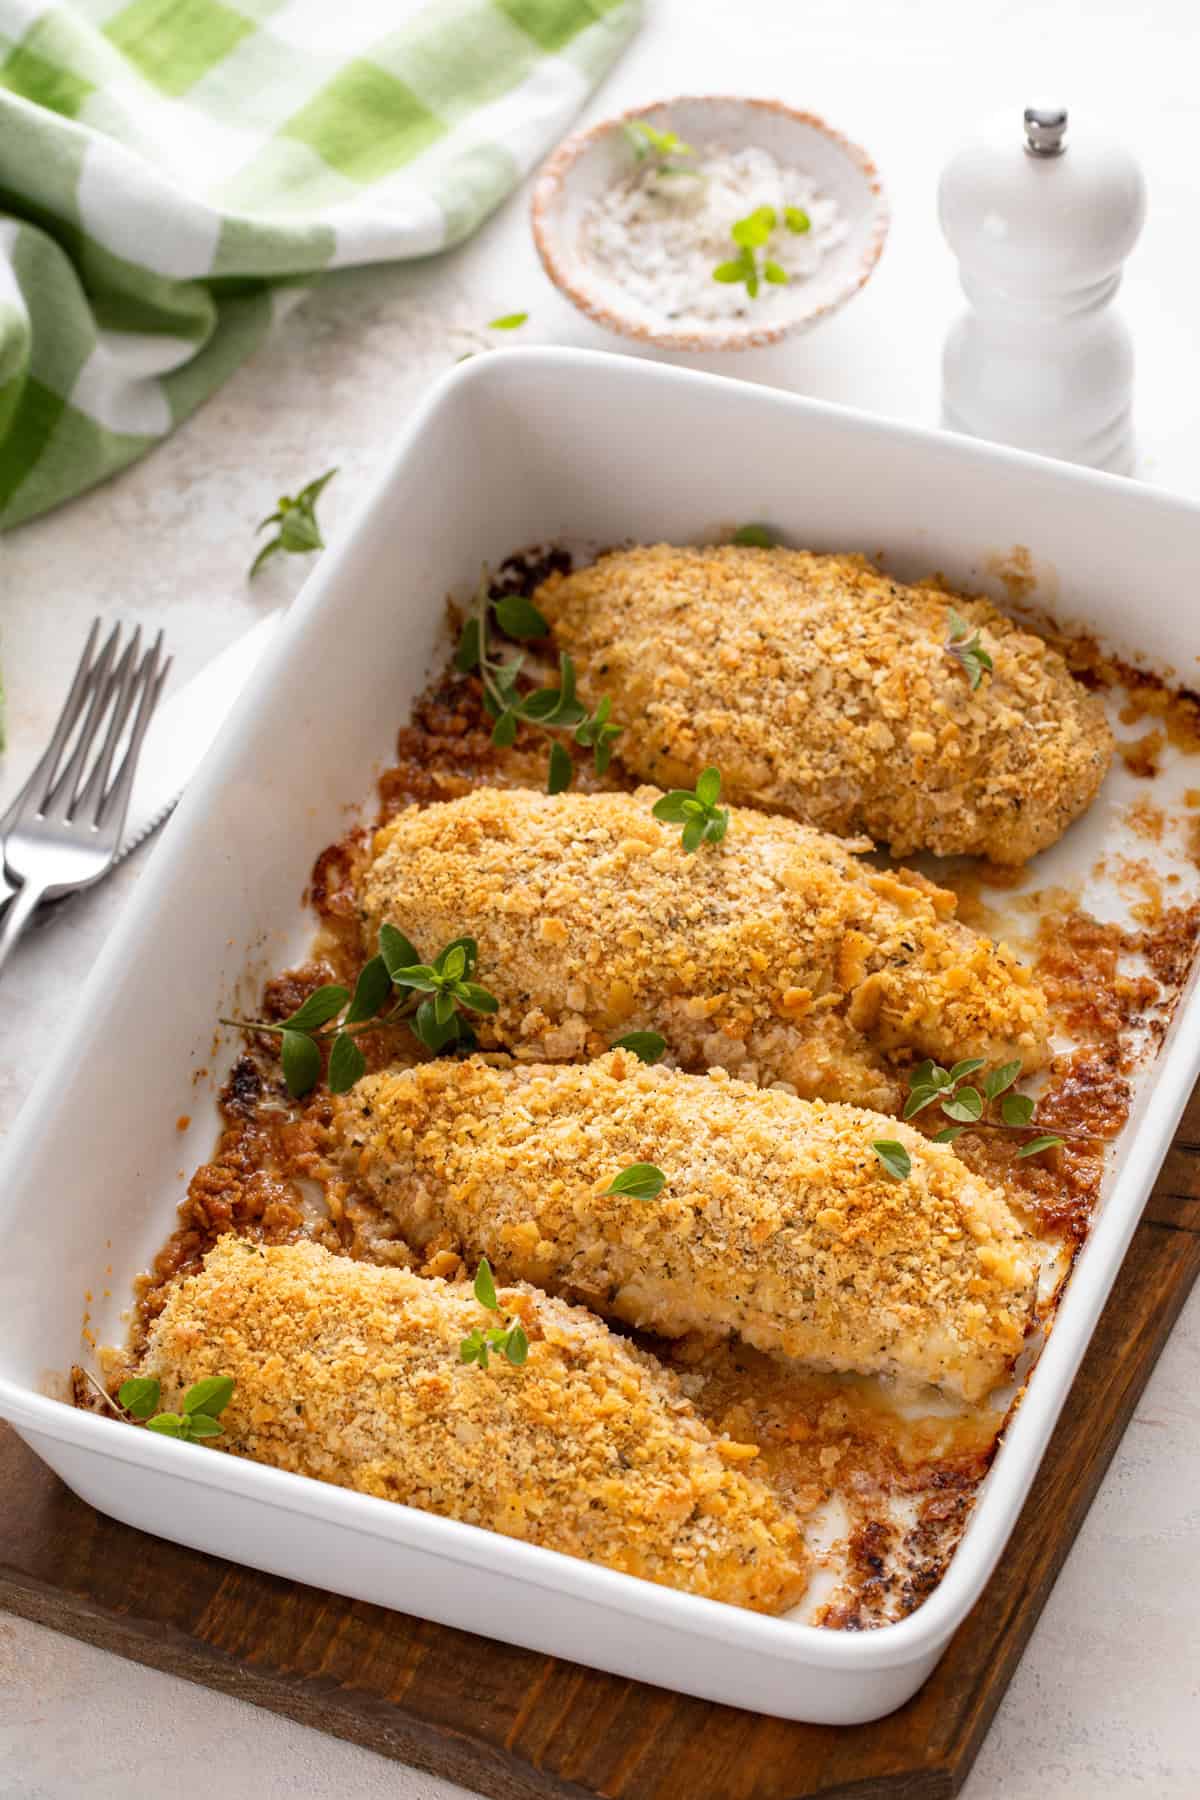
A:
[[3, 348, 1199, 1678]]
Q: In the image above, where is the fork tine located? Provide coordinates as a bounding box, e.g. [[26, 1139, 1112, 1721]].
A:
[[70, 628, 143, 822], [40, 623, 122, 820], [98, 635, 170, 835], [22, 618, 106, 814]]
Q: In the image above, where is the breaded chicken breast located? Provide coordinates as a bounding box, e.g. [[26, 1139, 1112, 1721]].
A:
[[136, 1236, 808, 1613], [339, 1053, 1038, 1402], [534, 545, 1113, 864], [360, 786, 1049, 1110]]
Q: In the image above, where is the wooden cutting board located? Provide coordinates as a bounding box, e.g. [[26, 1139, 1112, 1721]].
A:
[[3, 1088, 1198, 1800]]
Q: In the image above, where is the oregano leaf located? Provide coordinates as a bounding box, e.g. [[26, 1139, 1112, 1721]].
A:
[[118, 1376, 160, 1420], [185, 1413, 225, 1439], [494, 594, 548, 639], [1016, 1134, 1065, 1159], [379, 924, 421, 980], [984, 1060, 1023, 1101], [344, 956, 391, 1025], [328, 1031, 367, 1093], [474, 1257, 499, 1312], [281, 985, 348, 1031], [695, 766, 721, 808], [280, 1030, 322, 1098], [611, 1030, 666, 1064], [605, 1163, 667, 1200], [1001, 1091, 1036, 1127], [491, 709, 518, 748], [145, 1413, 186, 1438], [454, 617, 481, 673], [182, 1376, 234, 1418], [872, 1140, 911, 1181], [547, 740, 573, 794]]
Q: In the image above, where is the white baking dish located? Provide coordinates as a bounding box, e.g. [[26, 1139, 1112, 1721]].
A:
[[2, 348, 1199, 1726]]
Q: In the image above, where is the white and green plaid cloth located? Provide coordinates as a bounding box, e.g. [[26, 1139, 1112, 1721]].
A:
[[0, 0, 638, 530]]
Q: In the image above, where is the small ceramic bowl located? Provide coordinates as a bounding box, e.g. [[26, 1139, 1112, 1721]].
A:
[[531, 95, 889, 352]]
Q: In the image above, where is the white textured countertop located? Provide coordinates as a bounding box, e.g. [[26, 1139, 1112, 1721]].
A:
[[2, 1, 1199, 1795]]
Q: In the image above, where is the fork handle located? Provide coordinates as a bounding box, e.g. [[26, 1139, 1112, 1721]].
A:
[[0, 877, 46, 978]]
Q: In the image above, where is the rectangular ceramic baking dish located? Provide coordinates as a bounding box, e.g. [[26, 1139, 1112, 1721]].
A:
[[2, 348, 1198, 1726]]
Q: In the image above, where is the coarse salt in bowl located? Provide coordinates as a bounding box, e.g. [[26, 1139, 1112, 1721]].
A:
[[532, 96, 889, 351]]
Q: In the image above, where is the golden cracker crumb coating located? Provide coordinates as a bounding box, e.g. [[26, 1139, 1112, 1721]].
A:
[[535, 545, 1113, 864], [138, 1236, 808, 1613], [361, 786, 1050, 1109], [339, 1053, 1038, 1403]]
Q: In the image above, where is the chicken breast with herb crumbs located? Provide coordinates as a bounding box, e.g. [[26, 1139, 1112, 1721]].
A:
[[360, 786, 1050, 1110], [136, 1236, 808, 1613], [534, 545, 1113, 863], [339, 1053, 1038, 1403]]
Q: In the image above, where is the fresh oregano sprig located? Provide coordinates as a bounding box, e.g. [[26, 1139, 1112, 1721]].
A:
[[250, 468, 337, 578], [904, 1058, 1065, 1157], [944, 610, 994, 691], [712, 203, 810, 298], [460, 1257, 530, 1370], [117, 1374, 235, 1441], [713, 205, 788, 297], [622, 119, 698, 177], [220, 926, 498, 1099], [652, 765, 729, 853], [455, 567, 621, 793]]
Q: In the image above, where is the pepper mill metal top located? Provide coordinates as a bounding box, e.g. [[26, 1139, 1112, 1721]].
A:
[[1023, 105, 1068, 156]]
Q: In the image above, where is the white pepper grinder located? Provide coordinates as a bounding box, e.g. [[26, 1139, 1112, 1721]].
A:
[[938, 105, 1146, 473]]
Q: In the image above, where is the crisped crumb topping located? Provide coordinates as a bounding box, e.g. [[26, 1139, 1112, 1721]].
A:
[[338, 1052, 1038, 1403], [138, 1235, 809, 1613], [535, 545, 1113, 863], [361, 785, 1051, 1110]]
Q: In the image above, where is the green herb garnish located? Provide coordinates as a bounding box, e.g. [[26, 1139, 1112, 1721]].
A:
[[944, 611, 994, 691], [784, 205, 811, 234], [604, 1162, 667, 1200], [713, 206, 788, 298], [459, 1257, 530, 1370], [652, 766, 729, 853], [116, 1374, 235, 1441], [610, 1030, 666, 1064], [904, 1058, 1065, 1157], [488, 312, 528, 330], [250, 469, 336, 579], [455, 567, 621, 793], [622, 119, 697, 176], [732, 523, 776, 548], [872, 1140, 912, 1182], [220, 928, 498, 1099]]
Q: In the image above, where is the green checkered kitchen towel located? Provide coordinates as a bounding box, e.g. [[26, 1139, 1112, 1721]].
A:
[[0, 0, 639, 531]]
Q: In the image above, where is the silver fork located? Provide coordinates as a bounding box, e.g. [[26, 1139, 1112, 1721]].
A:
[[0, 621, 170, 976]]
